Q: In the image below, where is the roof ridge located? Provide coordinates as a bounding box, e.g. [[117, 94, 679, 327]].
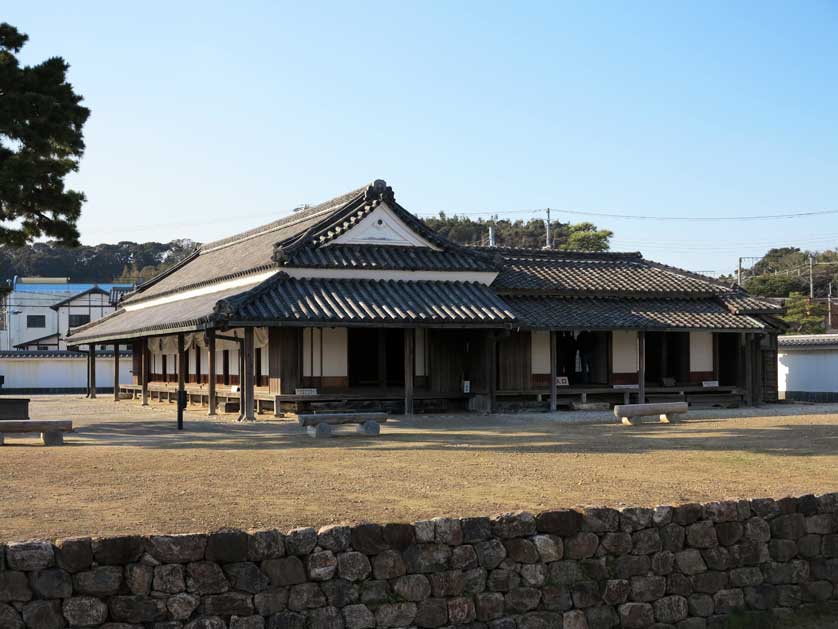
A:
[[201, 184, 369, 253], [470, 246, 643, 261]]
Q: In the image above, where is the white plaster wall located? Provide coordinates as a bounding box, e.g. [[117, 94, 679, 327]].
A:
[[612, 331, 638, 373], [689, 332, 714, 372], [322, 327, 348, 377], [778, 350, 838, 393], [0, 356, 132, 389], [531, 330, 551, 374]]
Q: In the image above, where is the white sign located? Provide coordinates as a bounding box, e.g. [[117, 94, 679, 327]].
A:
[[702, 380, 719, 388], [295, 388, 318, 396], [463, 380, 471, 393], [556, 376, 569, 386], [613, 384, 639, 389]]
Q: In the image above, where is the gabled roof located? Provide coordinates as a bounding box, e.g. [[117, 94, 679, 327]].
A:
[[49, 286, 109, 310], [122, 180, 496, 307], [14, 332, 60, 348]]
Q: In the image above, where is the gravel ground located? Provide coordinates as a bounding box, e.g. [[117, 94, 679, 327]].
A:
[[1, 395, 837, 541]]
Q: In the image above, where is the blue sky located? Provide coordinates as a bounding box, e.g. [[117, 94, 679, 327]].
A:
[[7, 1, 838, 274]]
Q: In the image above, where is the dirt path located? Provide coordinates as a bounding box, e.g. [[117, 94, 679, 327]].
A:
[[1, 395, 837, 541]]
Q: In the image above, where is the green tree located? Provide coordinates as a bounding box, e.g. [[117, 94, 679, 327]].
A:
[[782, 292, 827, 334], [0, 23, 90, 246], [744, 274, 804, 297]]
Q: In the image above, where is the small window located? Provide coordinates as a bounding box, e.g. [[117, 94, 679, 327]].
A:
[[37, 345, 49, 351], [26, 315, 46, 328], [69, 314, 90, 327]]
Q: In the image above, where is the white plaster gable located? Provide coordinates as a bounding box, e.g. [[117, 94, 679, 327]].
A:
[[327, 203, 441, 250]]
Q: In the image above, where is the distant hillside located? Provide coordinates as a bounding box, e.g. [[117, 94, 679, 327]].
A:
[[0, 240, 196, 287], [0, 215, 612, 290]]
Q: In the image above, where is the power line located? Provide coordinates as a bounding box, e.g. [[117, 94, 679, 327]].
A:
[[417, 207, 838, 222]]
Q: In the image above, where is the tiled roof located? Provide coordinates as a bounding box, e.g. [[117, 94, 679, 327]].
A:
[[69, 284, 253, 343], [506, 296, 765, 331], [122, 186, 369, 304], [778, 334, 838, 348], [224, 276, 516, 325], [717, 293, 784, 315], [0, 350, 131, 359], [485, 248, 726, 296], [286, 244, 496, 271]]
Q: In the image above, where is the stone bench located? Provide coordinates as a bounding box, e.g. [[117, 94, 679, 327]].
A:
[[0, 420, 74, 446], [613, 402, 688, 426], [298, 412, 388, 438]]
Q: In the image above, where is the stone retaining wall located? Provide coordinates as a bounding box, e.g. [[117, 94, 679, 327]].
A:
[[1, 494, 838, 629]]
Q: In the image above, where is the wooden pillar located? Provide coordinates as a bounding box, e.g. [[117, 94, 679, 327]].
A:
[[404, 328, 415, 415], [377, 329, 387, 389], [177, 333, 186, 430], [113, 343, 120, 401], [207, 329, 217, 416], [638, 330, 646, 404], [660, 333, 668, 380], [88, 345, 97, 399], [141, 338, 149, 406], [486, 332, 497, 413], [549, 330, 558, 412], [753, 334, 763, 406], [743, 332, 753, 406], [269, 327, 301, 395], [242, 327, 256, 421]]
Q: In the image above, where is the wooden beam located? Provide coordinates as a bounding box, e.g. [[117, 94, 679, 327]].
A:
[[242, 327, 256, 421], [549, 330, 557, 412], [404, 328, 415, 415], [638, 331, 646, 404], [113, 343, 120, 401], [88, 346, 97, 399], [141, 338, 149, 406], [207, 329, 217, 416]]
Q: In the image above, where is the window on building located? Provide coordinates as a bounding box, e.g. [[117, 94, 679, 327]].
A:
[[37, 345, 50, 351], [69, 314, 91, 328], [26, 315, 46, 328]]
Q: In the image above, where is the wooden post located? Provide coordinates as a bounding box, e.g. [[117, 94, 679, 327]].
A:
[[743, 332, 753, 406], [549, 330, 557, 412], [753, 334, 763, 406], [486, 332, 497, 413], [242, 328, 256, 421], [113, 343, 120, 400], [404, 328, 415, 415], [638, 331, 646, 404], [88, 345, 97, 399], [207, 329, 217, 416], [177, 333, 186, 429], [141, 338, 149, 406], [377, 329, 387, 389]]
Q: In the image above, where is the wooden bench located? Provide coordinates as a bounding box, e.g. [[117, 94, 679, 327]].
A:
[[613, 402, 688, 426], [0, 420, 73, 446], [298, 412, 388, 438], [0, 398, 30, 420]]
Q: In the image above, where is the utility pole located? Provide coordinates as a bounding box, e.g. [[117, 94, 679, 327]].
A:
[[829, 282, 833, 330], [737, 257, 743, 287], [544, 208, 552, 250], [488, 225, 496, 247], [809, 255, 814, 298]]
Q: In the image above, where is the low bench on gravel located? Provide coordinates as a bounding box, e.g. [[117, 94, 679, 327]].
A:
[[0, 420, 73, 446], [298, 412, 387, 438], [613, 402, 688, 426]]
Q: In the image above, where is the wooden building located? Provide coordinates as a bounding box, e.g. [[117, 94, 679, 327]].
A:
[[69, 180, 785, 418]]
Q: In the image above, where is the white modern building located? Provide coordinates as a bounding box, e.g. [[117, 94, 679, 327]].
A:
[[1, 277, 131, 351], [778, 334, 838, 402], [0, 277, 134, 392]]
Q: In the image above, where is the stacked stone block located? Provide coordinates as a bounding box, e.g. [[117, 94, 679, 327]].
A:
[[1, 494, 837, 628]]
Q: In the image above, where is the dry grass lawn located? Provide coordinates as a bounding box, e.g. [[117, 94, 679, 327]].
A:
[[1, 395, 837, 542]]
